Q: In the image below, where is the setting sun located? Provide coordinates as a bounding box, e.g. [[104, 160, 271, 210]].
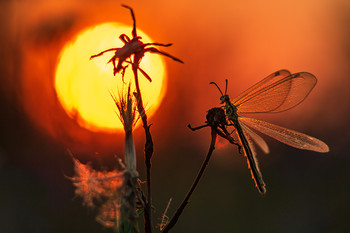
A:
[[55, 23, 167, 132]]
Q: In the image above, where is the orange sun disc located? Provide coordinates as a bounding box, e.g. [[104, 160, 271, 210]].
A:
[[55, 23, 167, 133]]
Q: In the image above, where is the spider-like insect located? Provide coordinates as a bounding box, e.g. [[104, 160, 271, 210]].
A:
[[90, 5, 183, 81]]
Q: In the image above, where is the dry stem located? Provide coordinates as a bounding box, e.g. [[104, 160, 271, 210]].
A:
[[132, 63, 153, 233], [162, 128, 218, 233]]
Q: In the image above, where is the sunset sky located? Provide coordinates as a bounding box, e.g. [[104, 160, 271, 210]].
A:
[[1, 0, 350, 232]]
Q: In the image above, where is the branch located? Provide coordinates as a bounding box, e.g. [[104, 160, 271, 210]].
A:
[[162, 128, 217, 233]]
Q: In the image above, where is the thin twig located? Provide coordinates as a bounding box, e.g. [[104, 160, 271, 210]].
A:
[[162, 128, 218, 233], [132, 62, 153, 233]]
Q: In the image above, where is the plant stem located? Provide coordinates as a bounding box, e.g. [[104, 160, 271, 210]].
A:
[[132, 63, 153, 233], [162, 128, 217, 233]]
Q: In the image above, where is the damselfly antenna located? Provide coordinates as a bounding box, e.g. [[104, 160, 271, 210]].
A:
[[210, 81, 224, 96]]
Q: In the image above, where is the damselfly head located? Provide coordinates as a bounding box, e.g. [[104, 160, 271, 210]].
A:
[[220, 95, 230, 104]]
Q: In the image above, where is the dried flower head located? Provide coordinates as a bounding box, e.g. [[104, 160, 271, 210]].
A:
[[113, 85, 139, 133], [112, 84, 139, 171], [71, 64, 143, 232]]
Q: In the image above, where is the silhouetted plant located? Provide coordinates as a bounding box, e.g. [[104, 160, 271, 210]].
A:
[[72, 4, 183, 233]]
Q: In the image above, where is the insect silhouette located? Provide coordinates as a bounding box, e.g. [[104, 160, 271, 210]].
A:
[[195, 70, 329, 194], [90, 5, 183, 81]]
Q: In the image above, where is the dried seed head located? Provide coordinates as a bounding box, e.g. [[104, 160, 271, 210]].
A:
[[70, 156, 124, 208], [112, 85, 139, 171], [113, 85, 139, 133]]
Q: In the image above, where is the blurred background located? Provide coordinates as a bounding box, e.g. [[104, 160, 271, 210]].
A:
[[1, 0, 350, 232]]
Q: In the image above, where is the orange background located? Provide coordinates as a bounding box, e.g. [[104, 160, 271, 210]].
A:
[[1, 0, 349, 232]]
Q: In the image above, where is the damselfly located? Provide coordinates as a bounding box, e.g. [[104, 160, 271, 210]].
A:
[[210, 70, 329, 194]]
